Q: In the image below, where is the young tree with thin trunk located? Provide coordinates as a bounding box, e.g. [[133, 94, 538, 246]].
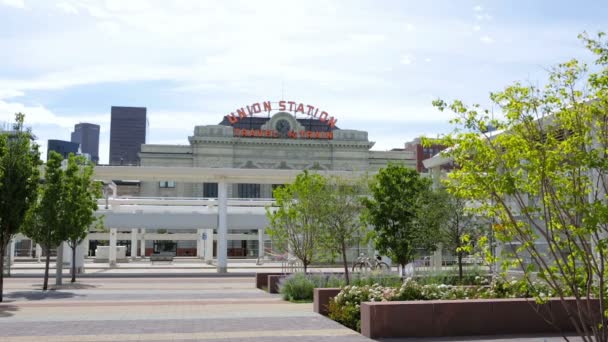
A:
[[63, 154, 101, 283], [437, 191, 484, 282], [321, 176, 366, 284], [0, 113, 40, 302], [22, 152, 66, 290], [433, 32, 608, 342], [265, 171, 329, 273]]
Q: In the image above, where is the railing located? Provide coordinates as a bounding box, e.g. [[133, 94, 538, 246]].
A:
[[97, 197, 276, 208]]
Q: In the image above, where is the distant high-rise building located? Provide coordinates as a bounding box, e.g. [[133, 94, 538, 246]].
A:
[[109, 106, 147, 166], [47, 139, 79, 160], [71, 123, 100, 164]]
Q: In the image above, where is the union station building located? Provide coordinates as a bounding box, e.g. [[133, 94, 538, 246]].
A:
[[12, 101, 416, 272]]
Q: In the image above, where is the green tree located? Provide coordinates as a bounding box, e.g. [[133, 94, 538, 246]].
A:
[[0, 113, 40, 302], [63, 154, 101, 283], [321, 176, 366, 284], [433, 32, 608, 341], [437, 191, 484, 282], [22, 151, 67, 290], [266, 171, 329, 273], [362, 164, 440, 275]]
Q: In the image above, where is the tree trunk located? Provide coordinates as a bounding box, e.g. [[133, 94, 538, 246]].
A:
[[0, 245, 5, 302], [401, 264, 406, 277], [43, 248, 50, 291], [71, 244, 77, 283], [341, 241, 350, 285], [303, 262, 307, 274], [458, 252, 463, 282]]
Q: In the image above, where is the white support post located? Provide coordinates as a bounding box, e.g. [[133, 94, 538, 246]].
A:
[[433, 243, 443, 271], [204, 229, 213, 262], [9, 239, 15, 265], [258, 228, 265, 260], [76, 238, 87, 274], [109, 228, 117, 267], [55, 241, 63, 285], [140, 228, 146, 258], [130, 229, 137, 260], [196, 228, 204, 258], [217, 181, 228, 273], [35, 244, 42, 263]]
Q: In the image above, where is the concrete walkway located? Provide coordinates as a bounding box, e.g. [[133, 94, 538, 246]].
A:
[[0, 276, 370, 342], [7, 258, 349, 277]]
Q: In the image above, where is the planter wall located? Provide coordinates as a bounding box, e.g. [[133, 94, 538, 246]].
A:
[[255, 272, 287, 290], [313, 288, 342, 316], [268, 275, 288, 294], [361, 298, 599, 339]]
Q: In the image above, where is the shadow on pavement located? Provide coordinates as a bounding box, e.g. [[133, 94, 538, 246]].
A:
[[28, 282, 99, 290], [0, 304, 18, 317], [6, 290, 83, 301]]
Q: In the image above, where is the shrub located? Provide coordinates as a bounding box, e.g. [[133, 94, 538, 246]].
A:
[[328, 298, 361, 331], [329, 284, 398, 331], [279, 273, 316, 301], [351, 271, 403, 287], [415, 267, 490, 286], [278, 272, 404, 302], [327, 277, 558, 331]]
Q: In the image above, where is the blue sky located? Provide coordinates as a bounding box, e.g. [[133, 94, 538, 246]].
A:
[[0, 0, 605, 163]]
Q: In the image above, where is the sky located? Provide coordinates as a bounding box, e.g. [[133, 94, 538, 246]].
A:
[[0, 0, 605, 163]]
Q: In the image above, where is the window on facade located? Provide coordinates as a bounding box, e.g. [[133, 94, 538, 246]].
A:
[[203, 182, 218, 198], [238, 183, 261, 198], [159, 181, 175, 188]]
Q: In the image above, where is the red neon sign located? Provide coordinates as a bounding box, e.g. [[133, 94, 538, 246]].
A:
[[225, 100, 338, 128]]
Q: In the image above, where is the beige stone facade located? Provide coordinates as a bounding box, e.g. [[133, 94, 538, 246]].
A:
[[139, 112, 415, 198]]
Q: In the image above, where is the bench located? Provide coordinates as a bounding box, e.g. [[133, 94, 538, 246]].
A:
[[150, 253, 174, 263]]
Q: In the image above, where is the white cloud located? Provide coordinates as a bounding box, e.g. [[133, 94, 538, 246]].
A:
[[96, 21, 121, 34], [480, 35, 494, 44], [476, 13, 492, 21], [0, 0, 24, 8], [0, 0, 592, 162], [56, 2, 78, 14]]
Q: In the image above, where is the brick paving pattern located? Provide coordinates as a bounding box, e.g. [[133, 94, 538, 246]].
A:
[[0, 277, 370, 342]]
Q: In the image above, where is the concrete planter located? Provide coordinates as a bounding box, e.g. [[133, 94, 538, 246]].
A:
[[268, 275, 289, 294], [255, 272, 288, 290], [313, 288, 342, 316], [360, 298, 600, 339]]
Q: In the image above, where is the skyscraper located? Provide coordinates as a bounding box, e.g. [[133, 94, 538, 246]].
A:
[[109, 106, 147, 166], [71, 122, 100, 164], [47, 139, 79, 160]]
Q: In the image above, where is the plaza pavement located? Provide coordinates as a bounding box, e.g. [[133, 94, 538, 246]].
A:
[[0, 261, 587, 341], [0, 276, 370, 342]]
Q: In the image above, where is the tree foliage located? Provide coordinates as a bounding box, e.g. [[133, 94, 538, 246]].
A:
[[320, 176, 366, 284], [0, 113, 41, 302], [22, 151, 68, 290], [63, 154, 101, 283], [265, 171, 329, 272], [433, 32, 608, 341], [362, 164, 441, 274], [436, 190, 486, 281]]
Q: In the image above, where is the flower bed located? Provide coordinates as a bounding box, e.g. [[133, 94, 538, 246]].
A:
[[278, 272, 402, 302], [328, 277, 556, 332]]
